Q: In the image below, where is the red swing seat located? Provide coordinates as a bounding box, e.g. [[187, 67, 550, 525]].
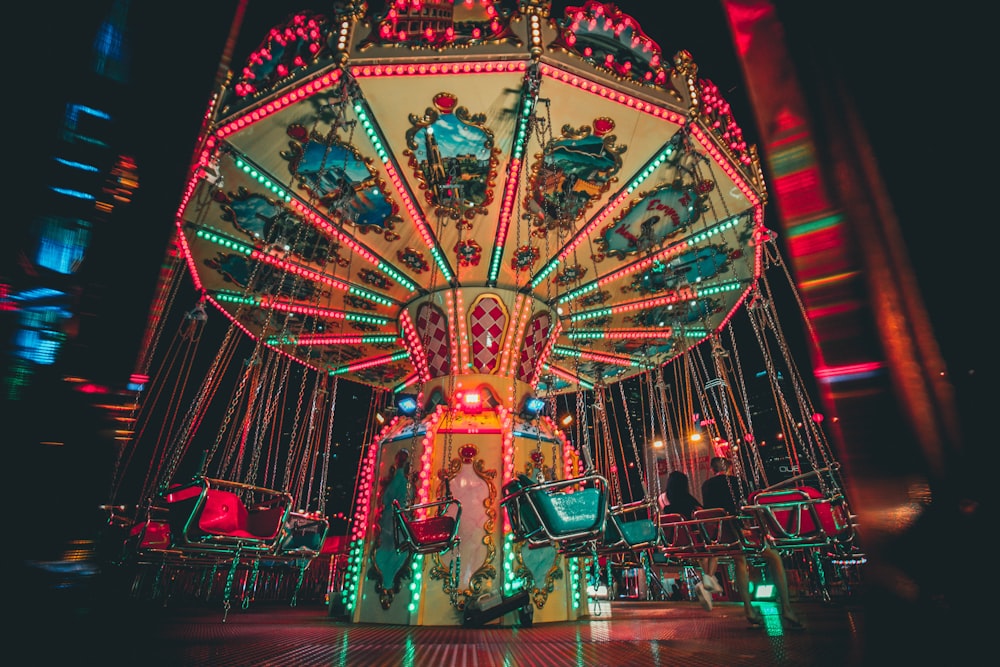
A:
[[743, 485, 856, 553], [392, 497, 462, 555], [161, 477, 293, 554]]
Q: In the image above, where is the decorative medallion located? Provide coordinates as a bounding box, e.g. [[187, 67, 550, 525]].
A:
[[403, 93, 500, 223], [595, 181, 712, 259], [555, 264, 587, 286], [204, 253, 325, 301], [215, 188, 346, 267], [362, 1, 520, 50], [459, 444, 478, 463], [231, 12, 331, 98], [525, 118, 625, 234], [282, 123, 401, 241], [578, 289, 611, 307], [359, 268, 393, 290], [551, 2, 668, 87], [625, 244, 739, 295]]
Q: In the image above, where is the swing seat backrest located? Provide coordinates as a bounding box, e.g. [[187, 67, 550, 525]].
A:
[[618, 518, 660, 548], [690, 508, 756, 554], [502, 473, 609, 547], [692, 507, 737, 543], [746, 486, 853, 548], [199, 489, 254, 537], [602, 512, 626, 547], [275, 512, 330, 556], [533, 487, 603, 536]]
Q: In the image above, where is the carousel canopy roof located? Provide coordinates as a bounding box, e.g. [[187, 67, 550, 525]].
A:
[[175, 0, 766, 395]]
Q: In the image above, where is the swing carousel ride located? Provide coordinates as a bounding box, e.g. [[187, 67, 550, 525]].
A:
[[112, 0, 859, 627]]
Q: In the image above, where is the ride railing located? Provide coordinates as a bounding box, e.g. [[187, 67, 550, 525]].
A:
[[597, 498, 661, 556], [392, 497, 462, 555], [500, 472, 609, 555], [656, 508, 762, 562]]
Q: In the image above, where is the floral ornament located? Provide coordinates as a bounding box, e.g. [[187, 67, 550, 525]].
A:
[[579, 290, 611, 307], [397, 247, 429, 273], [454, 239, 482, 267], [555, 264, 587, 286], [345, 295, 377, 311], [359, 268, 393, 290], [349, 320, 381, 333], [510, 245, 540, 272]]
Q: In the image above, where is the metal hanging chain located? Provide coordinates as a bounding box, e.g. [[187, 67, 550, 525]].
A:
[[724, 319, 766, 492], [745, 285, 828, 492], [287, 366, 324, 506], [592, 384, 622, 502], [644, 368, 665, 501], [616, 379, 648, 501], [754, 268, 836, 491], [757, 244, 838, 473], [704, 333, 751, 505]]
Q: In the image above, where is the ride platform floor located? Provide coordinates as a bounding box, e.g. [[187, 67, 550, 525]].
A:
[[29, 593, 877, 666]]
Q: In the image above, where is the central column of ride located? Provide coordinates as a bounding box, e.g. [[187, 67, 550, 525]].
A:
[[338, 287, 591, 626]]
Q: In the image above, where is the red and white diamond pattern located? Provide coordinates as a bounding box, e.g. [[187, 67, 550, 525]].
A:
[[416, 303, 450, 378], [518, 312, 552, 382], [470, 297, 506, 373]]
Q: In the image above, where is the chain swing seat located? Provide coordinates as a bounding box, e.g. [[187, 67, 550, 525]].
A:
[[272, 511, 330, 558], [392, 497, 462, 555], [160, 476, 293, 554], [597, 499, 662, 556], [500, 472, 609, 554], [740, 466, 857, 556]]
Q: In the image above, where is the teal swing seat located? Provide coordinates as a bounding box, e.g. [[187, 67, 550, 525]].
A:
[[597, 499, 661, 556], [501, 473, 609, 553]]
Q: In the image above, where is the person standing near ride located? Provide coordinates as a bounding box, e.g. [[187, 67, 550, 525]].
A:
[[658, 470, 722, 610], [700, 456, 804, 630]]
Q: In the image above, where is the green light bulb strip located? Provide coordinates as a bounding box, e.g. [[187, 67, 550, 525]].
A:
[[568, 307, 612, 323], [354, 100, 455, 283], [343, 312, 391, 325], [233, 156, 293, 202]]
